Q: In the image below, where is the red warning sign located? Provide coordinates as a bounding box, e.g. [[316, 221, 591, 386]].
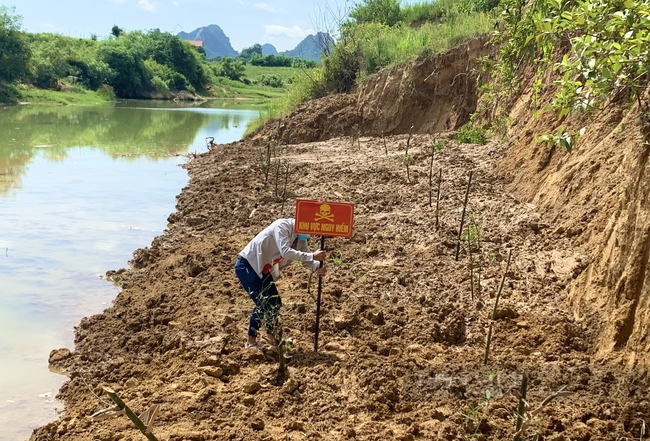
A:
[[295, 199, 355, 238]]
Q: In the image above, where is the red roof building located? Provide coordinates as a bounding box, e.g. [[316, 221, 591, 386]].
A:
[[188, 40, 204, 47]]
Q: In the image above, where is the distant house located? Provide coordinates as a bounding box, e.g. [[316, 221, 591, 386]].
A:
[[188, 40, 204, 47]]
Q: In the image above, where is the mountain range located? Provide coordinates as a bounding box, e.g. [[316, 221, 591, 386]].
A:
[[178, 25, 333, 62]]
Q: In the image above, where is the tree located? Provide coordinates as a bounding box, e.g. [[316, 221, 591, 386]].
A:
[[111, 25, 123, 38], [349, 0, 401, 27], [213, 57, 245, 81], [236, 43, 263, 64], [0, 6, 31, 83]]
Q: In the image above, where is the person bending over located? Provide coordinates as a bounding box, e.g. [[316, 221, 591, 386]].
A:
[[235, 218, 327, 350]]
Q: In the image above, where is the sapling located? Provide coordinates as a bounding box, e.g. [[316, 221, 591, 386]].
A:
[[96, 387, 160, 441], [406, 124, 414, 150], [513, 384, 573, 439], [491, 249, 513, 320], [429, 140, 446, 207], [513, 373, 528, 441], [484, 323, 493, 365], [274, 160, 281, 198], [429, 140, 436, 207], [468, 213, 484, 300], [351, 124, 360, 149], [485, 248, 513, 365], [455, 171, 473, 260], [435, 168, 442, 230], [280, 161, 290, 216], [265, 142, 272, 182], [469, 225, 475, 301]]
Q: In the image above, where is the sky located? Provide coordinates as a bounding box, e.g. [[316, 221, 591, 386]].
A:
[[8, 0, 355, 52]]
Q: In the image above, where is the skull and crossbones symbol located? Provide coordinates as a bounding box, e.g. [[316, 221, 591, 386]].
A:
[[314, 203, 335, 222]]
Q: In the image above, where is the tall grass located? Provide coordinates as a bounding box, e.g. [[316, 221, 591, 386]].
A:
[[358, 13, 493, 75], [400, 0, 460, 23]]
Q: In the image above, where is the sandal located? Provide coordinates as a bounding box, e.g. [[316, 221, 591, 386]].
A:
[[245, 341, 266, 352]]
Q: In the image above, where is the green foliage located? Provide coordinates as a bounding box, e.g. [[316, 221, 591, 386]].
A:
[[400, 0, 500, 24], [250, 54, 293, 67], [350, 0, 402, 26], [212, 57, 246, 81], [492, 0, 650, 151], [456, 123, 488, 144], [257, 74, 284, 88], [111, 25, 123, 38], [0, 6, 31, 83], [319, 13, 495, 95], [27, 33, 111, 89], [236, 43, 263, 64]]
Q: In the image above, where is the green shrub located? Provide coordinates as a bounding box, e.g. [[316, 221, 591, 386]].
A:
[[151, 76, 170, 95], [456, 123, 488, 144], [258, 74, 284, 88], [97, 84, 115, 100]]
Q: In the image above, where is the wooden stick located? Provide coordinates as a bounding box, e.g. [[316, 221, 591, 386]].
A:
[[103, 388, 159, 441], [281, 161, 289, 216], [382, 131, 387, 156], [469, 225, 474, 301], [274, 161, 281, 198], [314, 235, 325, 352], [436, 168, 442, 230], [429, 140, 436, 207], [264, 143, 271, 182], [491, 249, 513, 320], [407, 124, 414, 150], [455, 171, 473, 260]]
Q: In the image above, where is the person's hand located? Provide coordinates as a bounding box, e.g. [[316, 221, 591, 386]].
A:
[[313, 250, 327, 262], [315, 266, 327, 277]]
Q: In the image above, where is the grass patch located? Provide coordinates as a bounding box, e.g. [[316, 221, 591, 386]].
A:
[[18, 86, 115, 105], [210, 77, 288, 100], [243, 65, 301, 83]]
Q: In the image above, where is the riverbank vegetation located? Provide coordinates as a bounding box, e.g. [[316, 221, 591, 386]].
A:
[[0, 6, 316, 105], [483, 0, 650, 151], [245, 0, 500, 135]]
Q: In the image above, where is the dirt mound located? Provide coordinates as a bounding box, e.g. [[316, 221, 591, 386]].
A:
[[247, 37, 493, 147], [33, 133, 648, 441]]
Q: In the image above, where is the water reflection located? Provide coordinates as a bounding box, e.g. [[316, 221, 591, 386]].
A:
[[0, 101, 263, 196], [0, 101, 260, 439]]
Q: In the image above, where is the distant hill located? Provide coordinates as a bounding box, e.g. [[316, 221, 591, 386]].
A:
[[262, 44, 278, 56], [179, 25, 333, 62], [282, 32, 333, 62], [178, 25, 238, 59]]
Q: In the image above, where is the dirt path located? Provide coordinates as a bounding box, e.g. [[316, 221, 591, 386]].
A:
[[35, 133, 648, 441]]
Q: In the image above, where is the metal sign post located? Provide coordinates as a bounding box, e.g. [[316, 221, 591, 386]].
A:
[[295, 199, 355, 352], [314, 235, 325, 352]]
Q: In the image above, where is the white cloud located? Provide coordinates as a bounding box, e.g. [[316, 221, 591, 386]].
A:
[[173, 1, 180, 5], [138, 0, 157, 12], [263, 25, 312, 39], [237, 0, 243, 4], [255, 3, 287, 12]]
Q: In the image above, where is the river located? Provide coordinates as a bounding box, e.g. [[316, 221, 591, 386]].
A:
[[0, 99, 262, 440]]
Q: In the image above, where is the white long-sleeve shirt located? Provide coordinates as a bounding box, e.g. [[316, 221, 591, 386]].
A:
[[239, 218, 319, 279]]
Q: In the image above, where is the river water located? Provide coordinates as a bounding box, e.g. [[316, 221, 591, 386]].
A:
[[0, 100, 262, 440]]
